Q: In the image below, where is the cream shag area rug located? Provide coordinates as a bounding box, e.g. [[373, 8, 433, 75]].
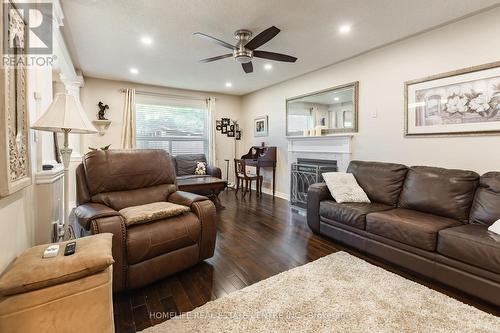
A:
[[142, 252, 500, 333]]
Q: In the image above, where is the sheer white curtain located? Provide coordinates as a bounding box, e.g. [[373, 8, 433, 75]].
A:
[[207, 97, 217, 166], [121, 88, 136, 149]]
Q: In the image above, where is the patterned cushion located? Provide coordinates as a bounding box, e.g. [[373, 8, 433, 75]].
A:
[[322, 172, 371, 203]]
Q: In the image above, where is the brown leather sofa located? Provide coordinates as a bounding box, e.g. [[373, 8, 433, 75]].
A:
[[74, 150, 217, 292], [172, 153, 222, 180], [308, 160, 500, 307]]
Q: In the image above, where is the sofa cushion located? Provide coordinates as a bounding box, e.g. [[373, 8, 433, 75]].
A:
[[347, 161, 408, 206], [398, 166, 479, 223], [119, 201, 190, 226], [320, 201, 392, 230], [175, 154, 207, 176], [366, 208, 461, 251], [83, 149, 177, 195], [126, 212, 200, 265], [437, 224, 500, 274], [470, 172, 500, 226]]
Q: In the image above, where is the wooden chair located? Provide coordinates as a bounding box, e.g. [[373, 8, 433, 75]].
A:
[[234, 159, 263, 197]]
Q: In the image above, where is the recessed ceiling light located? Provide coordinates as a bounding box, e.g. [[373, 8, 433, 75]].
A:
[[225, 82, 232, 88], [264, 63, 273, 71], [339, 24, 351, 34], [334, 97, 340, 101], [141, 36, 153, 45], [130, 68, 139, 74]]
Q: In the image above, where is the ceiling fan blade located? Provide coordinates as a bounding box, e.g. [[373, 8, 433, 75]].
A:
[[199, 54, 233, 63], [253, 50, 297, 63], [193, 32, 235, 50], [242, 61, 253, 73], [244, 26, 280, 50]]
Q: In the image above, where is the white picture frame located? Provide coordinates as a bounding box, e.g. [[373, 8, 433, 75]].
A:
[[254, 116, 268, 137]]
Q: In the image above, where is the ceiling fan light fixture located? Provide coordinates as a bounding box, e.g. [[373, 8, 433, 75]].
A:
[[195, 26, 297, 74], [233, 49, 253, 63]]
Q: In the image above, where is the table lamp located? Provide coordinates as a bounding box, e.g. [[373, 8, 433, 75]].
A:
[[31, 93, 97, 240]]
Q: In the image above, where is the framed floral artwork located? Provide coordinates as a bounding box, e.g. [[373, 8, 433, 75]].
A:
[[405, 61, 500, 136]]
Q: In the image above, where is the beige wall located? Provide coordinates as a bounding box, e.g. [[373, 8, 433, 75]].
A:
[[79, 77, 244, 184], [241, 7, 500, 197], [0, 65, 53, 272]]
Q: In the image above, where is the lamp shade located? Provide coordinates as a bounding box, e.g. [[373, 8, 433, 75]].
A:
[[31, 93, 98, 134]]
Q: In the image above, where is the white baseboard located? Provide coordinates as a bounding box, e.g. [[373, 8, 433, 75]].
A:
[[246, 184, 289, 201]]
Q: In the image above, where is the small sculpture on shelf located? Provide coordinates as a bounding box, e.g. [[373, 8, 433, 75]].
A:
[[97, 102, 109, 120]]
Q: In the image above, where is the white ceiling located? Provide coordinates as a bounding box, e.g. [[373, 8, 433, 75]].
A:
[[61, 0, 500, 96]]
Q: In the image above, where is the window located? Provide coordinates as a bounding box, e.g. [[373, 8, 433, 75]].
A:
[[135, 96, 210, 158]]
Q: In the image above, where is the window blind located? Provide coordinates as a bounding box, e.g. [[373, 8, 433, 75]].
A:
[[135, 98, 210, 158]]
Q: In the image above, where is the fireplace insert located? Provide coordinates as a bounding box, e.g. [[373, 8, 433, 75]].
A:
[[290, 158, 337, 210]]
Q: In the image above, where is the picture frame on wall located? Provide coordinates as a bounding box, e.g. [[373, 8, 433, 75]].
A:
[[221, 125, 228, 134], [235, 130, 241, 140], [0, 1, 32, 197], [221, 118, 230, 126], [405, 61, 500, 136], [216, 125, 222, 131], [254, 115, 268, 137], [227, 131, 235, 137]]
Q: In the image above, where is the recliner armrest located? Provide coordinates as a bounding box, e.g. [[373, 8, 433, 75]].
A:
[[207, 165, 222, 179], [75, 203, 120, 230], [168, 191, 208, 207], [307, 183, 333, 234]]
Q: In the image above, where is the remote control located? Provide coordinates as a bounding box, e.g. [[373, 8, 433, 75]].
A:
[[64, 241, 77, 256], [43, 244, 60, 258]]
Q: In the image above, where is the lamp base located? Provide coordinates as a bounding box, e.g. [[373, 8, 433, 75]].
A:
[[60, 129, 73, 241]]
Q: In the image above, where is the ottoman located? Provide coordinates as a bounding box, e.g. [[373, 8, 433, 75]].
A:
[[0, 234, 115, 333]]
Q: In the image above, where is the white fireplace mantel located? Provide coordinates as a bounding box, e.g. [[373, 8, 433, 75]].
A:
[[287, 134, 354, 154], [287, 134, 355, 171]]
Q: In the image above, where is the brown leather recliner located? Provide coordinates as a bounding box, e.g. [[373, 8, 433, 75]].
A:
[[74, 149, 217, 292]]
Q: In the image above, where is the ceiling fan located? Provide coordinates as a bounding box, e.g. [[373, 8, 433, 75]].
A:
[[194, 26, 297, 74]]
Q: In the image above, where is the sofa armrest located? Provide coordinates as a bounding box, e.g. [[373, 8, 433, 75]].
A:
[[207, 165, 222, 179], [90, 215, 127, 292], [169, 191, 216, 259], [168, 191, 208, 207], [191, 200, 217, 260], [75, 203, 120, 230], [307, 183, 333, 234]]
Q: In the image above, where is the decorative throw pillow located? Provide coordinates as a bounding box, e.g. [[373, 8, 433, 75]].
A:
[[194, 162, 207, 175], [119, 202, 190, 226], [488, 219, 500, 236], [322, 172, 371, 203]]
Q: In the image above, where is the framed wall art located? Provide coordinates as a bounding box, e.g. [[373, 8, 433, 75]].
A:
[[405, 61, 500, 136], [254, 115, 268, 137], [0, 1, 32, 197]]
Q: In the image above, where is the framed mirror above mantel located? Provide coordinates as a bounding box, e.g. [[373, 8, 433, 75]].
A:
[[286, 81, 359, 137]]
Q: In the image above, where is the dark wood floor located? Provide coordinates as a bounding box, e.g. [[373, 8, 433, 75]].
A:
[[114, 190, 499, 332]]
